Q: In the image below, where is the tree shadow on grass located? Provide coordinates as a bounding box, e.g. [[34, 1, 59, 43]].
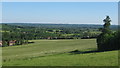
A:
[[68, 49, 115, 55]]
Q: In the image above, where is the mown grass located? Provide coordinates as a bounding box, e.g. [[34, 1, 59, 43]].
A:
[[3, 50, 118, 66], [2, 39, 118, 66], [3, 39, 97, 61]]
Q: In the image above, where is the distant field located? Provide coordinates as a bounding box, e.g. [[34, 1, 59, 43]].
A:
[[3, 39, 97, 60], [2, 39, 118, 66]]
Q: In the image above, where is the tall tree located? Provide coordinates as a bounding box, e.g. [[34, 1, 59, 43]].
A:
[[102, 16, 111, 33], [97, 16, 113, 51]]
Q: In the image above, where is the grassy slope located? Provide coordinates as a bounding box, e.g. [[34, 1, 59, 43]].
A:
[[2, 39, 118, 66], [3, 50, 118, 66], [3, 39, 97, 61]]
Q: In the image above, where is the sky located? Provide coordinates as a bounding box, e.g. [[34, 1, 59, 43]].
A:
[[2, 2, 118, 25], [1, 0, 119, 2]]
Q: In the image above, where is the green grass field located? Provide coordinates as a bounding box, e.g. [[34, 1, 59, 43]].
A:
[[2, 39, 118, 66]]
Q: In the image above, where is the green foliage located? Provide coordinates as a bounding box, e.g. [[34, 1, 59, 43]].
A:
[[109, 31, 120, 50], [97, 33, 114, 51], [97, 16, 119, 51], [1, 23, 117, 47], [102, 16, 112, 34], [2, 23, 103, 46]]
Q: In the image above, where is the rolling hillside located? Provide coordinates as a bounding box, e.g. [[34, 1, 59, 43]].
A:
[[2, 39, 118, 66]]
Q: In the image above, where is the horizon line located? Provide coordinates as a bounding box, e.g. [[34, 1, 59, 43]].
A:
[[1, 22, 118, 25]]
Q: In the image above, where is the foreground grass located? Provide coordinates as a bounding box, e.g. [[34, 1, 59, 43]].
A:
[[3, 50, 118, 66], [2, 39, 118, 66]]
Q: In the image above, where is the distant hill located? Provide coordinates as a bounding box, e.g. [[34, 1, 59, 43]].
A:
[[2, 23, 118, 30]]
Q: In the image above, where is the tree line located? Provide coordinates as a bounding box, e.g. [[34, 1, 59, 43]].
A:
[[1, 18, 118, 47]]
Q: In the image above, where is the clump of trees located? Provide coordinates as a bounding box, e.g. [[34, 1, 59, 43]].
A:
[[97, 16, 120, 51], [2, 32, 28, 47]]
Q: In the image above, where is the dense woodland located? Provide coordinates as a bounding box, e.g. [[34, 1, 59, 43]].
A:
[[0, 22, 118, 47]]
